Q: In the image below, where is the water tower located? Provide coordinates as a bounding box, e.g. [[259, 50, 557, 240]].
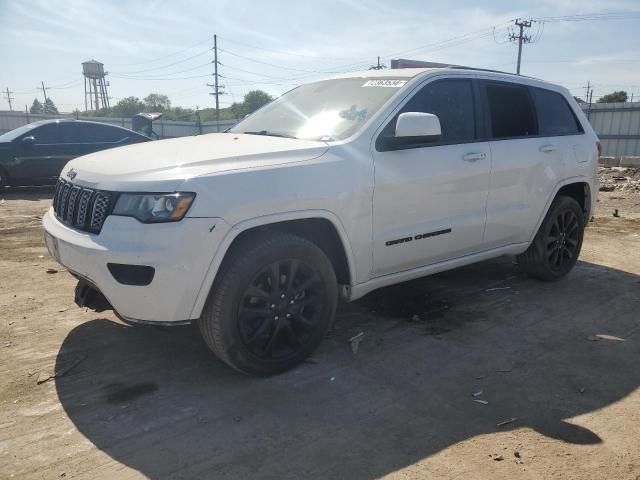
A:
[[82, 60, 110, 112]]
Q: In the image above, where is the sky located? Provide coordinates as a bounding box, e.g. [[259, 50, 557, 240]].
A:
[[1, 0, 640, 113]]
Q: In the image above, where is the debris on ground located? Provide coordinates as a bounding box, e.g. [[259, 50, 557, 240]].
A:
[[497, 417, 518, 427], [613, 209, 620, 217], [36, 355, 86, 385], [58, 307, 70, 313], [493, 455, 504, 461], [472, 390, 483, 397], [485, 287, 512, 292], [599, 166, 640, 194], [514, 451, 521, 458], [46, 268, 58, 274], [587, 334, 626, 342], [473, 399, 489, 405], [348, 332, 364, 353], [496, 369, 512, 373]]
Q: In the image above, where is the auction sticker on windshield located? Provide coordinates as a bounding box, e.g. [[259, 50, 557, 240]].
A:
[[362, 79, 408, 88]]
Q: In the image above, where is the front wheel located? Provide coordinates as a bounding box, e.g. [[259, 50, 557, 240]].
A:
[[517, 195, 585, 281], [198, 232, 338, 375]]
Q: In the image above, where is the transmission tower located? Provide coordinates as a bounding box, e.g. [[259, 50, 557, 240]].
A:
[[82, 60, 110, 112], [207, 34, 225, 132], [508, 19, 532, 75]]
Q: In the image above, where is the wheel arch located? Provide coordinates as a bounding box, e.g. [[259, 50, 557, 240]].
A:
[[529, 177, 592, 244], [190, 210, 357, 319]]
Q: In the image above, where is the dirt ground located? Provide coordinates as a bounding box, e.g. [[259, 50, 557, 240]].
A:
[[1, 186, 640, 480]]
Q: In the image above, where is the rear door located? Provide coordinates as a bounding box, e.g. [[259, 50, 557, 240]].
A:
[[481, 80, 557, 247], [371, 77, 492, 276], [530, 86, 585, 171]]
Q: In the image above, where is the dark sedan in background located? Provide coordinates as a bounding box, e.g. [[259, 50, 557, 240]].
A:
[[0, 119, 150, 187]]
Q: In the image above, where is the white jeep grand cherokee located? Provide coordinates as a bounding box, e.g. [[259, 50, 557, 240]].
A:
[[43, 68, 599, 375]]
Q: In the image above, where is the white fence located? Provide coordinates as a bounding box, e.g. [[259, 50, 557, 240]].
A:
[[0, 111, 238, 138]]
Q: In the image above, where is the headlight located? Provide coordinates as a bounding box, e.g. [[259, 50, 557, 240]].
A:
[[112, 192, 195, 223]]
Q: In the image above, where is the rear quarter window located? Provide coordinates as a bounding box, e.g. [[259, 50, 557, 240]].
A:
[[531, 87, 583, 136]]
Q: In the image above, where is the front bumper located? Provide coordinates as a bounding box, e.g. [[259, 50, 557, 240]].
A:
[[43, 208, 229, 323]]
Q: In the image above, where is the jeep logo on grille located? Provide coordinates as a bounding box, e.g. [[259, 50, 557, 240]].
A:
[[66, 168, 77, 180]]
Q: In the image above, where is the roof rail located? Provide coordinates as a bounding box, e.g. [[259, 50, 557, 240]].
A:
[[446, 65, 538, 80]]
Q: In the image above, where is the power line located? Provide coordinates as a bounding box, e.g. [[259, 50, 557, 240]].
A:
[[216, 35, 361, 61], [109, 35, 212, 67], [112, 62, 212, 79], [112, 47, 212, 75]]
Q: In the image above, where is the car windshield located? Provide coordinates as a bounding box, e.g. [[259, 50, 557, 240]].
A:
[[0, 122, 40, 142], [229, 77, 410, 141]]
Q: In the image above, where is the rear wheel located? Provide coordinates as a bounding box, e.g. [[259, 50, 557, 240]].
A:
[[517, 195, 585, 281], [198, 232, 338, 375]]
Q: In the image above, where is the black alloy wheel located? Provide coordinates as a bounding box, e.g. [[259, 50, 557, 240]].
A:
[[546, 208, 580, 273], [517, 195, 585, 281], [237, 259, 325, 360], [198, 232, 338, 375]]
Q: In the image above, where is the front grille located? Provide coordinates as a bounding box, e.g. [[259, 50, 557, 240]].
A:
[[53, 179, 115, 233]]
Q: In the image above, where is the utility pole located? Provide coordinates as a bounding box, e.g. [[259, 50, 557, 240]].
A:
[[587, 84, 594, 119], [369, 56, 386, 70], [40, 81, 48, 103], [207, 34, 225, 132], [584, 81, 591, 103], [4, 88, 14, 111], [509, 18, 532, 75]]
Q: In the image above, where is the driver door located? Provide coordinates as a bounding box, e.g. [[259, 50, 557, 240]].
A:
[[371, 77, 492, 276], [13, 123, 80, 183]]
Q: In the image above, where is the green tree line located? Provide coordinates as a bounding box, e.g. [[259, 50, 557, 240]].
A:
[[75, 90, 273, 121]]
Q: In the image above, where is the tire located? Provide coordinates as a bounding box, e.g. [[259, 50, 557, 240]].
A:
[[517, 195, 585, 281], [198, 232, 338, 376], [0, 168, 9, 188]]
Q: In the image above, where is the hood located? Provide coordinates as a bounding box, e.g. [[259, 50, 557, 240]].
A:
[[62, 133, 329, 192]]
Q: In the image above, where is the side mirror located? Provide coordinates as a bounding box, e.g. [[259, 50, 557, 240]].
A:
[[21, 136, 35, 148], [395, 112, 441, 139]]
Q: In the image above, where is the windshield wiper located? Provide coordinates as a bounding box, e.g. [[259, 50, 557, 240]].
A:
[[242, 130, 298, 139]]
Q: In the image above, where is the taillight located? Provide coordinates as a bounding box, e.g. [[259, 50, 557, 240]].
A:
[[596, 141, 602, 161]]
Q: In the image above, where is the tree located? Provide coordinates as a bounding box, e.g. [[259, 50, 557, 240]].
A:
[[110, 96, 145, 118], [243, 90, 273, 114], [143, 93, 171, 111], [597, 91, 628, 103], [30, 99, 43, 114], [43, 98, 59, 115]]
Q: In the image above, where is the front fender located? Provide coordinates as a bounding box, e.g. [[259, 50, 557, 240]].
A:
[[188, 209, 358, 319]]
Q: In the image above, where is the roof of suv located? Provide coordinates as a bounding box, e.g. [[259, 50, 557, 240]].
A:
[[327, 66, 562, 92], [330, 66, 527, 80]]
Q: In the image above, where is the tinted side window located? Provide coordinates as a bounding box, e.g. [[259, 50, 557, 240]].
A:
[[78, 124, 129, 143], [401, 79, 476, 144], [531, 88, 582, 136], [32, 123, 78, 144], [485, 83, 537, 138]]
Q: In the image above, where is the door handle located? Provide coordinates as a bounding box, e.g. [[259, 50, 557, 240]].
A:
[[462, 152, 487, 162], [539, 144, 557, 153]]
